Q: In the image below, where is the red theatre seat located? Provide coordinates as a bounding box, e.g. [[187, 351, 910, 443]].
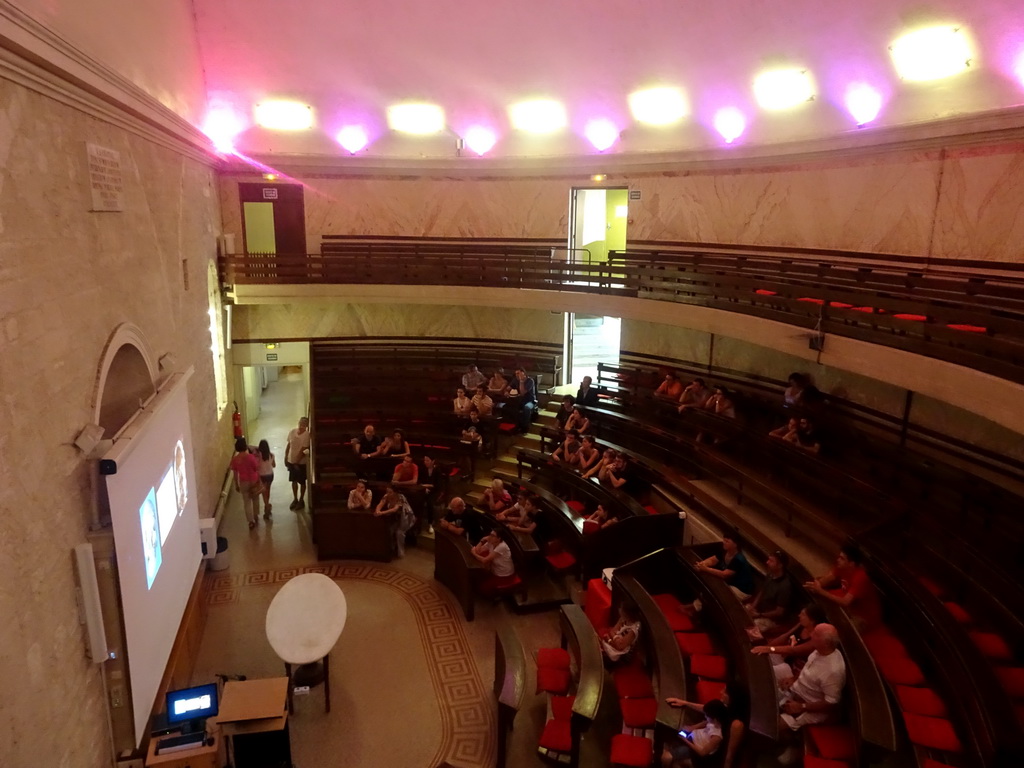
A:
[[538, 718, 572, 752], [803, 757, 852, 768], [947, 324, 987, 333], [917, 576, 946, 599], [537, 647, 571, 670], [675, 632, 716, 657], [663, 610, 696, 632], [613, 665, 655, 699], [921, 760, 958, 768], [536, 666, 571, 695], [550, 694, 576, 722], [585, 578, 612, 632], [690, 654, 729, 681], [893, 313, 929, 321], [798, 297, 826, 304], [902, 713, 963, 753], [876, 654, 927, 686], [996, 667, 1024, 698], [970, 631, 1013, 661], [895, 685, 949, 718], [863, 629, 906, 660], [610, 734, 654, 767], [942, 602, 973, 625], [755, 289, 778, 296], [806, 726, 856, 760], [566, 499, 586, 514], [695, 679, 724, 704], [652, 593, 683, 613], [620, 696, 658, 728]]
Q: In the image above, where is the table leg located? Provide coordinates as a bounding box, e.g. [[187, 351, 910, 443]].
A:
[[323, 652, 331, 713], [284, 661, 293, 713]]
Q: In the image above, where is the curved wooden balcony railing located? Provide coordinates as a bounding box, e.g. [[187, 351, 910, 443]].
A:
[[219, 236, 1024, 384]]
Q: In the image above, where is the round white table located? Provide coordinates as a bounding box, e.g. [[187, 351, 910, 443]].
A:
[[265, 573, 347, 712]]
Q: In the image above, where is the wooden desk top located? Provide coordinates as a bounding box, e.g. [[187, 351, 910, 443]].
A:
[[219, 677, 288, 735]]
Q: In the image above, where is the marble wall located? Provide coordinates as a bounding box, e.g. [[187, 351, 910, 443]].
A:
[[220, 140, 1024, 262], [0, 77, 226, 766]]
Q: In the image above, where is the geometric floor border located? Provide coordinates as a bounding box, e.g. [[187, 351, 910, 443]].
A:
[[206, 562, 497, 768]]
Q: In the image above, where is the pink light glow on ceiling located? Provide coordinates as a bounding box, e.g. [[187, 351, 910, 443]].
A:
[[202, 107, 244, 152], [845, 83, 884, 125], [336, 125, 369, 153], [713, 107, 746, 143], [1015, 50, 1024, 87], [584, 119, 619, 151], [463, 126, 497, 155]]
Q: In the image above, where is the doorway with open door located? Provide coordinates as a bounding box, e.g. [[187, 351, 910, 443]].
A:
[[565, 187, 627, 384]]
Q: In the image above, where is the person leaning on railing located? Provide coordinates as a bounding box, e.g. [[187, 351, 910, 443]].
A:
[[678, 377, 711, 413]]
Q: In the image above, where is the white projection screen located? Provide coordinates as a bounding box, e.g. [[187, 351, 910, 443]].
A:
[[103, 372, 202, 743]]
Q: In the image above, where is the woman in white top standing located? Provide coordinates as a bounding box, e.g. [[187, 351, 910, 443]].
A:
[[256, 439, 276, 521]]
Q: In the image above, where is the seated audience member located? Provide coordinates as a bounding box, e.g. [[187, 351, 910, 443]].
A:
[[438, 497, 481, 542], [805, 543, 882, 632], [472, 528, 518, 596], [601, 603, 642, 664], [453, 386, 474, 418], [392, 454, 419, 485], [507, 367, 538, 432], [585, 503, 618, 532], [584, 447, 617, 480], [783, 373, 809, 409], [794, 416, 822, 454], [752, 603, 827, 682], [571, 434, 601, 474], [744, 550, 798, 630], [769, 417, 799, 441], [656, 371, 685, 401], [705, 386, 737, 419], [374, 483, 416, 558], [482, 478, 512, 514], [460, 411, 484, 448], [352, 424, 384, 459], [564, 404, 591, 434], [678, 377, 710, 412], [554, 395, 575, 430], [471, 385, 495, 417], [666, 682, 748, 768], [694, 530, 755, 599], [487, 369, 508, 395], [600, 453, 630, 490], [419, 455, 447, 530], [495, 491, 528, 523], [462, 364, 487, 391], [552, 429, 582, 463], [506, 495, 537, 535], [661, 699, 729, 768], [383, 429, 411, 457], [777, 624, 846, 763], [575, 375, 600, 407], [347, 478, 373, 510]]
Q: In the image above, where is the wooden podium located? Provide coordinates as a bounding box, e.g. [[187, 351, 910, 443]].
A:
[[219, 678, 292, 768]]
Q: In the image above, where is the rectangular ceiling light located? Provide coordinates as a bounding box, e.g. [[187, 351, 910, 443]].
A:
[[890, 26, 972, 81], [628, 86, 688, 125], [387, 103, 445, 134], [509, 99, 567, 133], [753, 69, 815, 110], [254, 100, 314, 130]]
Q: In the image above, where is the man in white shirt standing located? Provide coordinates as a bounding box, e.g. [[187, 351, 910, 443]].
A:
[[285, 416, 311, 510], [777, 623, 846, 763]]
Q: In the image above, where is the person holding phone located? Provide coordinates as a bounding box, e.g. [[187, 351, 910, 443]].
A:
[[661, 699, 728, 767]]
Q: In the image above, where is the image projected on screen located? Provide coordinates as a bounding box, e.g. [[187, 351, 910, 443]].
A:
[[104, 373, 203, 744], [139, 488, 162, 589]]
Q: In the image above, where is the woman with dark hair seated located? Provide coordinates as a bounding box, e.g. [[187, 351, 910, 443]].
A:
[[584, 447, 616, 480], [666, 681, 748, 768], [487, 369, 508, 396], [347, 478, 373, 510], [453, 387, 473, 418], [661, 699, 729, 768], [600, 603, 641, 664], [572, 434, 601, 474], [564, 404, 591, 434], [554, 395, 575, 430]]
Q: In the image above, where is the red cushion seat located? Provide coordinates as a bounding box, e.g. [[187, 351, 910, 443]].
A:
[[536, 666, 571, 695], [921, 760, 958, 768], [903, 713, 963, 752], [675, 632, 716, 657], [663, 609, 696, 632], [550, 694, 576, 721], [917, 576, 946, 598], [947, 324, 987, 333], [996, 667, 1024, 698], [875, 654, 926, 686], [695, 679, 724, 704], [943, 603, 973, 625], [538, 718, 572, 752], [582, 519, 600, 535], [546, 550, 577, 571], [690, 654, 728, 681], [610, 734, 653, 767], [643, 505, 657, 515], [613, 665, 654, 699], [969, 631, 1013, 661], [803, 757, 852, 768], [863, 631, 907, 660], [895, 685, 948, 718], [566, 499, 586, 513], [585, 579, 612, 631], [619, 696, 658, 728], [805, 725, 857, 760], [537, 647, 571, 670], [652, 593, 683, 612]]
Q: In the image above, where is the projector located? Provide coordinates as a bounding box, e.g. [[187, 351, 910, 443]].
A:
[[99, 459, 118, 475]]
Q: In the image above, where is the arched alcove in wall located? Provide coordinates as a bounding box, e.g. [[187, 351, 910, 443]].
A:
[[94, 324, 158, 438]]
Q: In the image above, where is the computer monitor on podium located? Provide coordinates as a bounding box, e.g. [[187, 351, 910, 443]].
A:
[[166, 682, 219, 734]]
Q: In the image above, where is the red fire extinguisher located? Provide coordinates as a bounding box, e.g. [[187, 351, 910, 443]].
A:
[[232, 401, 243, 438]]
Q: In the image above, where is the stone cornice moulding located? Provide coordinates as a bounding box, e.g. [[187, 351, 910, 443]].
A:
[[0, 2, 217, 166], [224, 106, 1024, 180], [231, 283, 1024, 438]]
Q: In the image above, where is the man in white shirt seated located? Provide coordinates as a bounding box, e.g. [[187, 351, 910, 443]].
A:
[[777, 623, 846, 763], [462, 364, 487, 391], [471, 528, 518, 597]]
